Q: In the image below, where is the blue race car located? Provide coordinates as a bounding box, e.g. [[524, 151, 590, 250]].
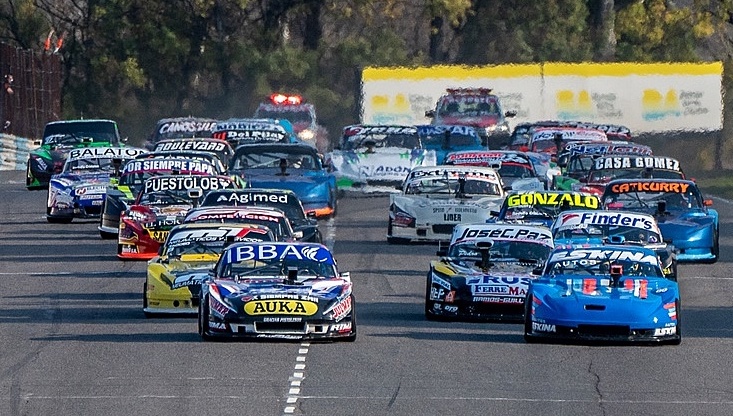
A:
[[416, 124, 484, 164], [198, 241, 356, 341], [229, 143, 338, 218], [601, 179, 719, 263], [47, 146, 146, 223], [524, 245, 681, 344]]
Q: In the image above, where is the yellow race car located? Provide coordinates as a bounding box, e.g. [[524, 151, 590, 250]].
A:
[[144, 223, 274, 317]]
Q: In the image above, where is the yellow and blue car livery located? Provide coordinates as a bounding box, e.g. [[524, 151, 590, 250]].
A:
[[198, 242, 356, 341], [144, 223, 274, 317]]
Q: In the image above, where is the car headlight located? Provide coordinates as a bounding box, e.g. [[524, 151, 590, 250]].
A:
[[298, 129, 315, 141]]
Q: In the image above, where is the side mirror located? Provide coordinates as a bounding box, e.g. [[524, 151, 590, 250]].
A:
[[425, 110, 436, 118], [489, 210, 500, 217], [505, 110, 517, 118], [532, 266, 543, 276], [292, 230, 304, 240], [703, 199, 713, 206], [339, 271, 351, 282], [188, 188, 203, 199], [32, 139, 42, 147]]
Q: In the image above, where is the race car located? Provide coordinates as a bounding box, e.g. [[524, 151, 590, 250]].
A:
[[424, 88, 516, 148], [27, 119, 123, 190], [99, 157, 220, 239], [387, 165, 505, 243], [152, 137, 234, 167], [200, 189, 322, 243], [415, 124, 484, 164], [553, 141, 653, 191], [46, 146, 146, 223], [444, 150, 548, 191], [117, 174, 238, 260], [574, 155, 685, 196], [229, 143, 338, 218], [551, 210, 678, 280], [183, 206, 302, 241], [144, 223, 274, 317], [327, 125, 437, 189], [602, 179, 718, 263], [253, 93, 329, 151], [212, 118, 298, 148], [143, 117, 218, 150], [425, 223, 553, 321], [525, 126, 607, 157], [524, 245, 681, 345], [198, 241, 356, 341], [493, 190, 601, 228]]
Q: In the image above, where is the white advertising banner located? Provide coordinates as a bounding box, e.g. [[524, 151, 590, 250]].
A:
[[361, 62, 723, 134]]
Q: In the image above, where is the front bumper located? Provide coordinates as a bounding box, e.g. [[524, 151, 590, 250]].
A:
[[525, 319, 680, 344]]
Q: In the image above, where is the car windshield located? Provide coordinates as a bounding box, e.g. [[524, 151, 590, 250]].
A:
[[139, 189, 193, 206], [498, 163, 534, 178], [343, 134, 420, 151], [217, 257, 336, 280], [590, 169, 684, 182], [605, 190, 702, 211], [231, 149, 319, 170], [437, 97, 500, 117], [43, 121, 119, 145], [450, 240, 550, 263], [554, 224, 663, 244], [421, 132, 479, 147], [567, 156, 595, 174], [406, 177, 500, 196]]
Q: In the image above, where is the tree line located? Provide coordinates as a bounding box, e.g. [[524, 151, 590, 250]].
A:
[[1, 0, 732, 145]]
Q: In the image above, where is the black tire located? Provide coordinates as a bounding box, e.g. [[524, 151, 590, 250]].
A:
[[386, 219, 409, 245], [100, 229, 117, 239], [523, 294, 539, 343], [198, 295, 213, 341], [329, 190, 338, 218], [47, 214, 73, 224], [25, 163, 33, 187], [142, 282, 153, 319], [709, 228, 719, 263]]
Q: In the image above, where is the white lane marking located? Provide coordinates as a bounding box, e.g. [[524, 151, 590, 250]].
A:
[[282, 341, 310, 415], [711, 195, 733, 205]]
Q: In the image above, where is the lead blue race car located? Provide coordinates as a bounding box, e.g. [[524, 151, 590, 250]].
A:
[[524, 245, 681, 345]]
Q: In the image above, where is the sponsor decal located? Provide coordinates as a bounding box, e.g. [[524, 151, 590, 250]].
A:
[[653, 326, 676, 336], [143, 176, 233, 193], [223, 244, 334, 265], [330, 322, 352, 332], [457, 226, 552, 241], [215, 121, 286, 133], [149, 230, 169, 243], [76, 185, 107, 195], [244, 300, 318, 316], [209, 321, 226, 330], [558, 212, 655, 231], [189, 211, 280, 223], [263, 316, 302, 322], [506, 192, 599, 209], [158, 120, 217, 134], [417, 125, 479, 137], [444, 213, 461, 222], [609, 181, 689, 194], [330, 296, 352, 322], [216, 192, 289, 204], [430, 286, 446, 301], [532, 322, 557, 332], [409, 168, 498, 182], [446, 152, 529, 165], [78, 194, 103, 200], [123, 159, 216, 175], [171, 273, 204, 289], [593, 156, 680, 171], [430, 274, 451, 290], [155, 140, 226, 152], [472, 296, 524, 304], [444, 305, 458, 312], [218, 129, 286, 142], [549, 249, 659, 265], [68, 147, 145, 160], [344, 125, 417, 137]]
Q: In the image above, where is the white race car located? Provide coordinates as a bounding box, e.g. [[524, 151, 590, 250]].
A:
[[387, 165, 506, 243]]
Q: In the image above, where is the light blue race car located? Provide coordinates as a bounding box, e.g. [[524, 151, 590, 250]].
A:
[[524, 245, 681, 345]]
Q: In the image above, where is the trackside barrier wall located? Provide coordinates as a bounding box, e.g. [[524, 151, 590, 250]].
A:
[[0, 133, 32, 171], [361, 62, 723, 134]]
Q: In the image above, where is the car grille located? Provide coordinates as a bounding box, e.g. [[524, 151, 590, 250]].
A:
[[432, 224, 456, 234], [254, 321, 306, 334], [577, 324, 630, 337]]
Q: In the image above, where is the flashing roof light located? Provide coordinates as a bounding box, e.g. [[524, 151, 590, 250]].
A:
[[270, 93, 303, 105]]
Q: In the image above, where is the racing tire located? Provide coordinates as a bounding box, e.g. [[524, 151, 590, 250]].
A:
[[46, 207, 73, 224], [198, 296, 214, 341], [100, 229, 117, 240], [523, 294, 540, 343], [705, 229, 720, 264], [142, 282, 154, 319], [386, 219, 409, 245], [329, 192, 338, 219]]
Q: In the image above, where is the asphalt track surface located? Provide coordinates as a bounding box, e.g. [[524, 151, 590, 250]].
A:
[[1, 170, 732, 416]]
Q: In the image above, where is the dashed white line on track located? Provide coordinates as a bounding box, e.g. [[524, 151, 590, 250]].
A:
[[282, 341, 310, 415]]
